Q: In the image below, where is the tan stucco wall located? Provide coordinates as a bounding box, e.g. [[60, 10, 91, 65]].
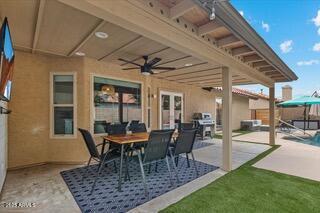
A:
[[214, 92, 250, 130], [8, 51, 215, 168], [249, 98, 269, 110], [231, 95, 250, 130]]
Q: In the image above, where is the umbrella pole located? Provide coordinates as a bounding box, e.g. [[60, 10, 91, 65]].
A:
[[304, 104, 306, 134], [307, 105, 310, 129]]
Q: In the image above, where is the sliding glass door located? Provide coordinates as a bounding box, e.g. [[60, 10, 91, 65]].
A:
[[159, 91, 183, 129]]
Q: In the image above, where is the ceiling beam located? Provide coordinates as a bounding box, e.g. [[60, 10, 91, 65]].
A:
[[156, 63, 208, 76], [175, 73, 222, 83], [162, 66, 221, 79], [243, 54, 263, 63], [68, 20, 105, 56], [156, 55, 191, 66], [252, 61, 270, 68], [120, 47, 170, 65], [264, 70, 278, 75], [99, 35, 143, 61], [259, 66, 275, 72], [32, 0, 46, 53], [232, 46, 254, 56], [217, 35, 241, 48], [58, 0, 274, 87], [170, 0, 197, 19], [198, 21, 223, 36]]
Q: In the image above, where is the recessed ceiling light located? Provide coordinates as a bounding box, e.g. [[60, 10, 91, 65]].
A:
[[185, 63, 193, 67], [95, 31, 108, 39], [75, 51, 85, 56]]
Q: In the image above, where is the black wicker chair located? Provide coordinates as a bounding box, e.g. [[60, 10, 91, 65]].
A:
[[133, 129, 175, 195], [78, 128, 130, 194], [178, 122, 194, 132], [131, 123, 147, 133], [169, 128, 198, 181]]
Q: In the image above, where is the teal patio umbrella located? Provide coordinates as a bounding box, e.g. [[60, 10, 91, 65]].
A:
[[278, 96, 320, 131]]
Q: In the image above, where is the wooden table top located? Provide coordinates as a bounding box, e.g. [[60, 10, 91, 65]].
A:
[[103, 132, 149, 144], [103, 132, 178, 144]]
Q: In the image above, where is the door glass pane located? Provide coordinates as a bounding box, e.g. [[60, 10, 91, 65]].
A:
[[161, 94, 170, 129], [54, 75, 73, 104], [174, 96, 182, 129], [54, 107, 73, 135]]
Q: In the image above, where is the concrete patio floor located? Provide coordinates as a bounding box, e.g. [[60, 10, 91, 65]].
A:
[[0, 138, 270, 213], [233, 131, 320, 181]]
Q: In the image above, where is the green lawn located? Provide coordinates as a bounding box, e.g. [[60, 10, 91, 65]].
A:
[[161, 146, 320, 213], [213, 129, 252, 139]]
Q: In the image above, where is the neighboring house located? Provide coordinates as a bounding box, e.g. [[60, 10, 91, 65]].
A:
[[249, 90, 281, 125], [212, 87, 258, 130]]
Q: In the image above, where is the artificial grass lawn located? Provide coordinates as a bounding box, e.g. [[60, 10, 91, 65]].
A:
[[162, 146, 320, 213], [213, 129, 252, 139]]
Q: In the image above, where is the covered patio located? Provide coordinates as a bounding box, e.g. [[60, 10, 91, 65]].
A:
[[0, 138, 270, 212], [0, 0, 297, 212]]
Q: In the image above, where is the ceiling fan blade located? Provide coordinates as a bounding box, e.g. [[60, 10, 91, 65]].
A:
[[152, 66, 176, 70], [147, 57, 161, 67], [118, 58, 141, 67], [122, 67, 139, 70]]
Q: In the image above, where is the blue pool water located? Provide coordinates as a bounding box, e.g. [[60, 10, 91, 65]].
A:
[[295, 132, 320, 147]]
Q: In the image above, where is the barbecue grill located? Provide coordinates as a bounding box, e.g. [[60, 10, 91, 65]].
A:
[[192, 113, 215, 140]]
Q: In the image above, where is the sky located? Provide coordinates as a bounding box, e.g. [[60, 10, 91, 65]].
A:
[[230, 0, 320, 99]]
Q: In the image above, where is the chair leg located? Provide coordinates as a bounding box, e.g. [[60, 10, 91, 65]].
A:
[[186, 153, 190, 168], [90, 155, 107, 195], [82, 156, 92, 181], [190, 151, 199, 177], [113, 160, 117, 173], [124, 155, 131, 181], [169, 150, 180, 183], [148, 164, 151, 174], [165, 157, 173, 186], [155, 162, 158, 173], [175, 156, 179, 166], [137, 150, 148, 196]]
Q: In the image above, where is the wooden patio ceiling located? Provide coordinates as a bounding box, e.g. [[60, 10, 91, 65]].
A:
[[0, 0, 296, 87]]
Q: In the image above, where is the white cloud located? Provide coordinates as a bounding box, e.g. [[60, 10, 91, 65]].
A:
[[280, 40, 293, 53], [239, 10, 244, 16], [312, 10, 320, 27], [262, 21, 270, 32], [313, 42, 320, 51], [297, 59, 319, 66]]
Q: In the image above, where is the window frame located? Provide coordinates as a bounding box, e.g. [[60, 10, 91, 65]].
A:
[[50, 72, 77, 139], [90, 73, 144, 136]]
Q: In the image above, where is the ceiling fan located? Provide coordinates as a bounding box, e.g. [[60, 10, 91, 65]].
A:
[[118, 55, 176, 75]]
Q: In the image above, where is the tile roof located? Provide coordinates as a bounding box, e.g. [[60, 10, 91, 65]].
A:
[[210, 87, 280, 102]]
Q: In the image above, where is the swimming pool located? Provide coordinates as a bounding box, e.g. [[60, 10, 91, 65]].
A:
[[293, 132, 320, 147]]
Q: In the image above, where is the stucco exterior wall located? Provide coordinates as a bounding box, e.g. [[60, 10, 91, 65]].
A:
[[214, 92, 250, 130], [231, 95, 250, 130], [8, 51, 215, 168], [249, 98, 269, 110]]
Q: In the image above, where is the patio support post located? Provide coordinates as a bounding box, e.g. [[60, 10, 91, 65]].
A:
[[222, 67, 232, 171], [269, 86, 276, 145]]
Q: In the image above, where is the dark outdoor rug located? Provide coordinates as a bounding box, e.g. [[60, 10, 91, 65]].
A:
[[61, 157, 218, 213], [193, 139, 214, 150]]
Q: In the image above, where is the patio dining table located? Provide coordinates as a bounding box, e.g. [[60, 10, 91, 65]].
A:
[[102, 132, 178, 191]]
